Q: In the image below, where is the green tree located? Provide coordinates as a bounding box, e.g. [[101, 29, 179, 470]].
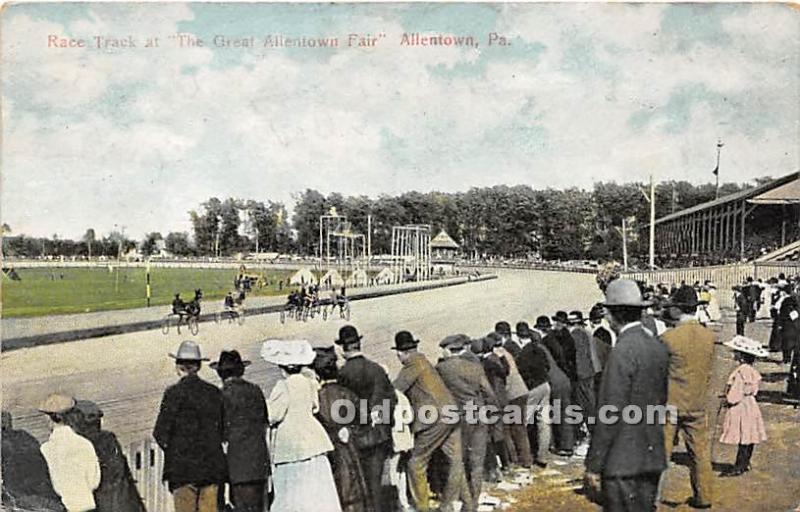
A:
[[141, 232, 163, 256], [165, 232, 193, 256]]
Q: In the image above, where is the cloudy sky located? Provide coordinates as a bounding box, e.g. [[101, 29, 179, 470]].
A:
[[2, 3, 798, 239]]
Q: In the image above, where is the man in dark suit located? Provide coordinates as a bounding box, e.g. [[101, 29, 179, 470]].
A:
[[153, 341, 227, 512], [211, 350, 269, 512], [777, 283, 800, 365], [585, 280, 669, 512], [436, 334, 498, 512], [745, 277, 761, 322], [335, 325, 397, 511], [393, 331, 465, 512], [516, 329, 552, 467]]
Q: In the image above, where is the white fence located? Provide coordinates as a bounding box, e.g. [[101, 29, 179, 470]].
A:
[[623, 263, 755, 309], [123, 438, 174, 512]]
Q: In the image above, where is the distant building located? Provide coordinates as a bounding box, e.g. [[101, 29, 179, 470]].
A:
[[431, 230, 460, 275]]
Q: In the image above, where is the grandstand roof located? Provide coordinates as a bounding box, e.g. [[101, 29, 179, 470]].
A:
[[748, 177, 800, 205], [655, 171, 799, 225]]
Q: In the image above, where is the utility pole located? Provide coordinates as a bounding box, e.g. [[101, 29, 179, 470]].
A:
[[649, 175, 655, 270], [622, 217, 629, 272], [367, 214, 372, 270]]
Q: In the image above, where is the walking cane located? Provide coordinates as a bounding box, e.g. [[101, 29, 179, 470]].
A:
[[710, 394, 727, 462]]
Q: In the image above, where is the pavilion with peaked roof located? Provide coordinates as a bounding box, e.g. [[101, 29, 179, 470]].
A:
[[431, 230, 460, 275]]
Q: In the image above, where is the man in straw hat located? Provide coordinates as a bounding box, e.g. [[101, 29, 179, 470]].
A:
[[153, 341, 226, 512], [436, 334, 498, 512], [660, 285, 715, 509], [335, 325, 397, 511], [584, 279, 669, 512], [392, 330, 465, 512], [38, 393, 101, 512], [211, 350, 269, 512], [72, 400, 146, 512]]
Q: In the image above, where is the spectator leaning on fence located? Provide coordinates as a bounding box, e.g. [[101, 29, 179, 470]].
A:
[[73, 400, 146, 512], [38, 394, 101, 512]]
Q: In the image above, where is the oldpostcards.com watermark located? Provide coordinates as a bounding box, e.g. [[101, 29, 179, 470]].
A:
[[329, 399, 677, 429]]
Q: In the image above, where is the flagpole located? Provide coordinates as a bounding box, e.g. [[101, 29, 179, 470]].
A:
[[715, 139, 724, 199]]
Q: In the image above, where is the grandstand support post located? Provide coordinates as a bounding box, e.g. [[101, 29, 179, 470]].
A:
[[649, 174, 655, 270], [740, 200, 746, 261]]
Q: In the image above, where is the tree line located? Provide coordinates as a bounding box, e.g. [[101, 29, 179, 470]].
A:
[[2, 178, 771, 262]]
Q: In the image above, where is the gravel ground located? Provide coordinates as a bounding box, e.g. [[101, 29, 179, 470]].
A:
[[497, 316, 800, 512]]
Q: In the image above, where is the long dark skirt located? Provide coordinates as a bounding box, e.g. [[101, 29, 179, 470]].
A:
[[328, 439, 371, 512]]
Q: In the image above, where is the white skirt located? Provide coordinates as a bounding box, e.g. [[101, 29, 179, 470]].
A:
[[271, 454, 342, 512]]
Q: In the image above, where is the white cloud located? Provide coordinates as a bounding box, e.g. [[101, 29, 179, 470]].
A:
[[2, 3, 797, 239]]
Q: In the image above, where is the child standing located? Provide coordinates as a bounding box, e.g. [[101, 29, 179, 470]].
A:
[[719, 336, 769, 477]]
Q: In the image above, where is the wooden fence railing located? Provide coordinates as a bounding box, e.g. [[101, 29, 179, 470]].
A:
[[623, 263, 756, 309], [124, 438, 174, 512]]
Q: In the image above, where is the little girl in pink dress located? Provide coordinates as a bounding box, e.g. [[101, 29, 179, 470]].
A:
[[719, 337, 768, 477]]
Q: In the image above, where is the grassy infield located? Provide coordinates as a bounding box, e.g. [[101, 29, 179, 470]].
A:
[[1, 266, 342, 318]]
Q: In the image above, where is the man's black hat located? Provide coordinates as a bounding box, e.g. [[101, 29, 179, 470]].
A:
[[534, 316, 552, 330], [334, 325, 363, 346], [552, 311, 569, 324], [391, 331, 419, 351], [210, 350, 251, 371], [494, 321, 511, 335]]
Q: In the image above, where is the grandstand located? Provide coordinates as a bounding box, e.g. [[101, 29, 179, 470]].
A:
[[651, 171, 800, 267]]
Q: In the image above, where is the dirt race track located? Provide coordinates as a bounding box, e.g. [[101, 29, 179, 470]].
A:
[[3, 269, 798, 511], [1, 269, 601, 444]]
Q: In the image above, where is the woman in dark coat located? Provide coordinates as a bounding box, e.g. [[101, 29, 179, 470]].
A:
[[73, 401, 146, 512], [212, 350, 270, 512], [312, 347, 371, 512]]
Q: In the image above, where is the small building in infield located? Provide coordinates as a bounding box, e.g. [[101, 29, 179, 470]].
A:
[[431, 230, 460, 276]]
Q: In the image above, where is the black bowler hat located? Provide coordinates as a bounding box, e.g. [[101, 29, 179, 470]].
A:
[[589, 304, 605, 321], [494, 321, 511, 335], [534, 316, 552, 330], [210, 350, 251, 371], [552, 311, 569, 324], [334, 325, 363, 346], [516, 321, 532, 339], [668, 285, 707, 308], [391, 331, 419, 351]]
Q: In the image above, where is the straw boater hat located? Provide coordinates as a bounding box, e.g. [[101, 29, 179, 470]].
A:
[[602, 279, 652, 308], [723, 335, 769, 358], [260, 339, 316, 366], [38, 394, 76, 414], [169, 340, 210, 361]]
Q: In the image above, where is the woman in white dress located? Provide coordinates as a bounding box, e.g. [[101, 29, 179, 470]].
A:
[[706, 282, 722, 323], [261, 339, 342, 512], [756, 279, 772, 319]]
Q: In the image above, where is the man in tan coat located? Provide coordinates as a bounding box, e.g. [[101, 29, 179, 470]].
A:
[[661, 285, 715, 509]]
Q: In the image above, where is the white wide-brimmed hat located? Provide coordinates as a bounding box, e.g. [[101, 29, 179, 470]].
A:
[[723, 335, 769, 358], [38, 393, 76, 414], [169, 340, 209, 361], [261, 339, 316, 366]]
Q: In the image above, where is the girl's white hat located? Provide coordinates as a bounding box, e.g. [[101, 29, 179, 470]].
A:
[[723, 335, 769, 358]]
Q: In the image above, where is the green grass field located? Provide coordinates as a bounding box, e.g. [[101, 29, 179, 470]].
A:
[[1, 267, 303, 318]]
